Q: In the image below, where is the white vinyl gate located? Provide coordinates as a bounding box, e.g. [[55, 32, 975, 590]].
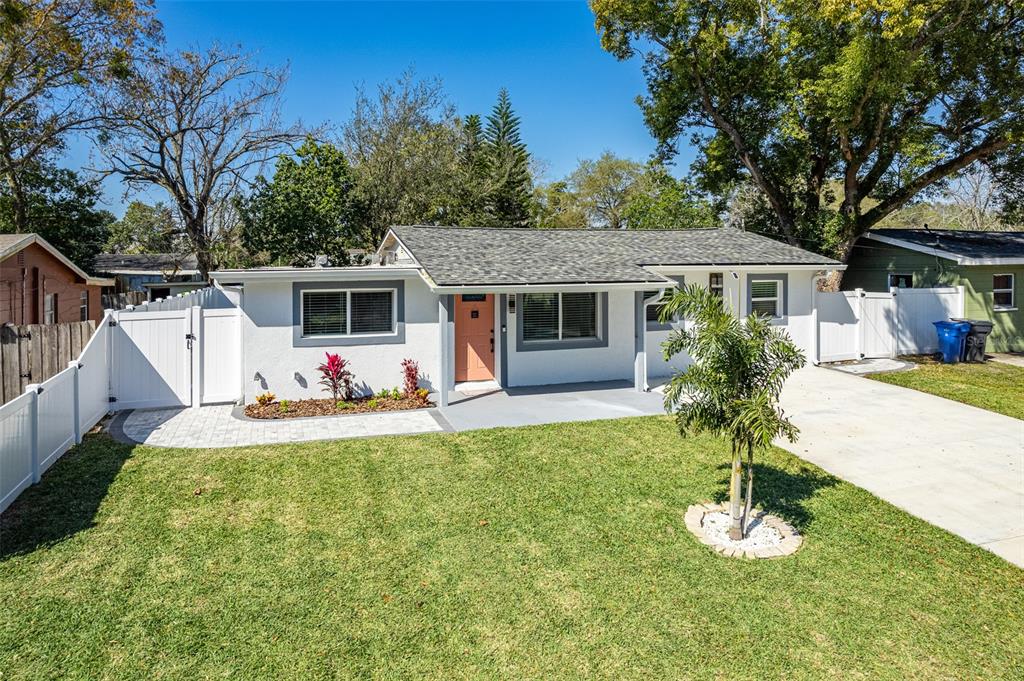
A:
[[814, 287, 965, 363], [111, 306, 241, 409]]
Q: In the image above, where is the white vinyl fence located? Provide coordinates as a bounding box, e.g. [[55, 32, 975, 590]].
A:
[[0, 286, 243, 513], [0, 319, 112, 512], [814, 286, 965, 363]]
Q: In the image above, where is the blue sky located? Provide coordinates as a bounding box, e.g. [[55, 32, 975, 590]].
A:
[[67, 1, 692, 216]]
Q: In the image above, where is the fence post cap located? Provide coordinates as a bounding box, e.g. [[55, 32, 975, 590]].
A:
[[24, 383, 42, 395], [68, 360, 81, 369]]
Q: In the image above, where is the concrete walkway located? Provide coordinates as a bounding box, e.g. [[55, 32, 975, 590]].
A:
[[117, 381, 666, 448], [779, 366, 1024, 567]]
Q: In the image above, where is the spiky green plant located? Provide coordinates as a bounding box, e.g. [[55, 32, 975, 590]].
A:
[[661, 284, 805, 539]]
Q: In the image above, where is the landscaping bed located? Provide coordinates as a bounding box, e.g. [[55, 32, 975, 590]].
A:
[[244, 394, 432, 419]]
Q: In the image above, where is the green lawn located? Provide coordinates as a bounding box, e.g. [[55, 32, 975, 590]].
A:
[[1, 419, 1022, 680], [869, 355, 1024, 420]]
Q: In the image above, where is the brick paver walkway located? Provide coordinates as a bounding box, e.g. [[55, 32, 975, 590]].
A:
[[120, 405, 447, 449]]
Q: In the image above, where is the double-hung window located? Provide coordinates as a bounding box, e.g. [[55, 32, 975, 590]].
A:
[[749, 279, 782, 319], [301, 289, 395, 337], [79, 291, 89, 321], [522, 292, 598, 342], [993, 274, 1015, 310]]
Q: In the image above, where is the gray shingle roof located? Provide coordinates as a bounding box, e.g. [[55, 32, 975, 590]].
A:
[[870, 229, 1024, 260], [94, 253, 199, 273], [389, 226, 840, 286]]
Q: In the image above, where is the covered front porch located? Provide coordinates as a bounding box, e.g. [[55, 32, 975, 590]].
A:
[[434, 285, 665, 407]]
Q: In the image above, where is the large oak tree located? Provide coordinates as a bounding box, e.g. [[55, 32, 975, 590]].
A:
[[592, 0, 1024, 257]]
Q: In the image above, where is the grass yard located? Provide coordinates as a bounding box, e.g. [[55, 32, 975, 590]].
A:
[[1, 419, 1022, 679], [869, 355, 1024, 420]]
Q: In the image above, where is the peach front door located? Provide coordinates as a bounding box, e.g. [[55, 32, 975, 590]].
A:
[[454, 294, 495, 382]]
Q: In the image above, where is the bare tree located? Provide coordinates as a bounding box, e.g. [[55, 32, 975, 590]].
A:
[[0, 0, 159, 232], [95, 46, 304, 277], [342, 72, 459, 245]]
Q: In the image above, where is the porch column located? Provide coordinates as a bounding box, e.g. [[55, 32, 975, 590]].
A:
[[438, 295, 452, 408], [633, 291, 647, 391]]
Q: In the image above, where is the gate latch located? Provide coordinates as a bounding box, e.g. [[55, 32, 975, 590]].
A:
[[185, 332, 197, 350]]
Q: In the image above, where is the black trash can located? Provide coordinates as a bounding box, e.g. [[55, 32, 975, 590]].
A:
[[952, 319, 994, 362]]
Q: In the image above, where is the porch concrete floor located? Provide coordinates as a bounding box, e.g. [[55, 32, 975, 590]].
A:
[[442, 380, 666, 431]]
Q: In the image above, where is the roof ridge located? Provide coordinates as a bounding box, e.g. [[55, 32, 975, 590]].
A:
[[394, 224, 727, 233]]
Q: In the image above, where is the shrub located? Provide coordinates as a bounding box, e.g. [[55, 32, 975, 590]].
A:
[[336, 401, 352, 410], [318, 352, 354, 401], [401, 359, 420, 396], [255, 392, 276, 407], [367, 398, 379, 409], [415, 387, 430, 404], [279, 399, 290, 413]]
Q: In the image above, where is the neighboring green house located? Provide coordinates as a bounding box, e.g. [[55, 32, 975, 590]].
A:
[[843, 229, 1022, 352]]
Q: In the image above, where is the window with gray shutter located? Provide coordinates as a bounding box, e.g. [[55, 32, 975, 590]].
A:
[[522, 293, 559, 341], [561, 292, 597, 339], [302, 291, 347, 336], [522, 292, 599, 342], [350, 290, 393, 333], [749, 280, 781, 318], [302, 289, 395, 337]]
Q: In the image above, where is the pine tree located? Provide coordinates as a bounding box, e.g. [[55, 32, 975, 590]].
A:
[[482, 89, 533, 227], [450, 114, 490, 226]]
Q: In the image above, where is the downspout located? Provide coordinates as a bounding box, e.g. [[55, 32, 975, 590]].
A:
[[810, 273, 829, 365]]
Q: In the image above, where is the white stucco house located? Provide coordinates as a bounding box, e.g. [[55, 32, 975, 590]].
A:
[[211, 226, 842, 407]]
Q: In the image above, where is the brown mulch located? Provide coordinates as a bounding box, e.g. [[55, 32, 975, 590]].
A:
[[244, 395, 433, 420]]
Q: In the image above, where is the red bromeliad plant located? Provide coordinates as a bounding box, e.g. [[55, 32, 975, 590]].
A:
[[400, 358, 419, 397], [318, 352, 354, 401]]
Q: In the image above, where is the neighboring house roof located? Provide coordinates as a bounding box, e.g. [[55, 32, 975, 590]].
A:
[[384, 226, 841, 287], [0, 233, 113, 286], [93, 252, 200, 275], [864, 229, 1024, 265]]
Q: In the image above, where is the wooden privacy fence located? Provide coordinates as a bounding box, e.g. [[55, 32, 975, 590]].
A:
[[0, 321, 97, 404]]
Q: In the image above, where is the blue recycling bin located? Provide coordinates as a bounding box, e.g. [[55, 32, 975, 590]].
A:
[[933, 321, 971, 363]]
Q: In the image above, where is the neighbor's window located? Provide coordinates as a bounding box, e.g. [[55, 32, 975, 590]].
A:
[[79, 291, 88, 321], [301, 289, 395, 337], [44, 293, 57, 324], [709, 273, 724, 298], [749, 280, 782, 318], [993, 274, 1015, 310], [522, 292, 598, 342], [888, 273, 913, 289]]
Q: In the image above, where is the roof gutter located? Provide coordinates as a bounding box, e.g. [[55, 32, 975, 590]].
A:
[[210, 266, 423, 283]]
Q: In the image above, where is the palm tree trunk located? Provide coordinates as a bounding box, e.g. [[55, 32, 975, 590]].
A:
[[728, 440, 743, 540], [742, 443, 754, 536]]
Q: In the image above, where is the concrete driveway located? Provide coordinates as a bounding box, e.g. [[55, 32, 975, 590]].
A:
[[779, 366, 1024, 567]]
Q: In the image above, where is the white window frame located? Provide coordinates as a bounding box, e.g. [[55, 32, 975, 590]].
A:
[[79, 291, 89, 321], [993, 273, 1015, 311], [522, 292, 600, 343], [709, 272, 724, 298], [888, 273, 914, 289], [300, 287, 398, 339], [44, 293, 57, 324], [749, 278, 783, 319]]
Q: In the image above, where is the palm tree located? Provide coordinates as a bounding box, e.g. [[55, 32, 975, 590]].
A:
[[661, 284, 805, 540]]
